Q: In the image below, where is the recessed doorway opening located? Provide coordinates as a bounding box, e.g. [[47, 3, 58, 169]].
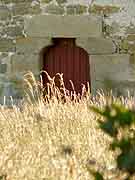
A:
[[41, 38, 91, 95]]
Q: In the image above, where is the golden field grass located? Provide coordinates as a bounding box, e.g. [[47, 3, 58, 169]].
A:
[[0, 72, 134, 180]]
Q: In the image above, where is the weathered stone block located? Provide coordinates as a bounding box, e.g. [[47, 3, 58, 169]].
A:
[[56, 0, 67, 4], [29, 4, 41, 14], [16, 37, 52, 54], [25, 15, 102, 37], [90, 54, 134, 95], [129, 54, 135, 64], [3, 0, 32, 3], [12, 0, 32, 2], [104, 22, 121, 37], [12, 16, 24, 23], [0, 53, 9, 60], [89, 4, 120, 15], [0, 53, 12, 75], [76, 37, 116, 54], [92, 79, 135, 97], [0, 64, 7, 74], [9, 77, 25, 98], [0, 5, 11, 21], [4, 25, 24, 37], [0, 39, 15, 52], [0, 83, 4, 97], [41, 0, 53, 3], [66, 5, 75, 15], [0, 80, 24, 105], [45, 4, 65, 15], [0, 26, 6, 37], [119, 37, 135, 54], [126, 26, 135, 34], [91, 54, 131, 81], [75, 5, 87, 14], [0, 0, 11, 3], [12, 3, 31, 16], [11, 54, 40, 75], [66, 5, 87, 15]]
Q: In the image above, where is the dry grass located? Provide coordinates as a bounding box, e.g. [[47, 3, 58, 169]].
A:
[[0, 72, 134, 180]]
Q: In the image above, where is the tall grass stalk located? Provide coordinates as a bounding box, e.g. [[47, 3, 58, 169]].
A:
[[0, 72, 135, 179]]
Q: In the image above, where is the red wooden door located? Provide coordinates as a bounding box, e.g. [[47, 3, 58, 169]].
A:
[[43, 38, 90, 95]]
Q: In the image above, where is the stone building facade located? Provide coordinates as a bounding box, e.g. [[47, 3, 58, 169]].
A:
[[0, 0, 135, 104]]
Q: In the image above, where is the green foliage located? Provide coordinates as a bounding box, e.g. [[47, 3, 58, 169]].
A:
[[0, 175, 7, 180], [91, 171, 104, 180], [91, 104, 135, 137], [86, 165, 104, 180], [91, 103, 135, 178]]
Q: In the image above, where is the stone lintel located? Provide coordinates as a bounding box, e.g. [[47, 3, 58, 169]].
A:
[[25, 15, 102, 38]]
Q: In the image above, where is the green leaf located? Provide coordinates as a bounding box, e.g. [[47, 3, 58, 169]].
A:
[[0, 175, 7, 180], [117, 150, 135, 174], [86, 167, 104, 180], [93, 172, 104, 180], [90, 106, 103, 115], [99, 119, 117, 137]]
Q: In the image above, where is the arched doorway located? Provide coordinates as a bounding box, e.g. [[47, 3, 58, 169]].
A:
[[42, 38, 90, 95]]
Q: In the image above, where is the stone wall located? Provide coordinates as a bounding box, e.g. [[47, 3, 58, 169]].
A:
[[0, 0, 135, 105]]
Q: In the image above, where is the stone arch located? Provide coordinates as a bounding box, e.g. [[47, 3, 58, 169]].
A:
[[23, 15, 103, 93], [39, 37, 91, 70]]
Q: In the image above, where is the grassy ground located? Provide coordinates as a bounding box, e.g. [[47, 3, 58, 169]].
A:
[[0, 72, 133, 180]]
